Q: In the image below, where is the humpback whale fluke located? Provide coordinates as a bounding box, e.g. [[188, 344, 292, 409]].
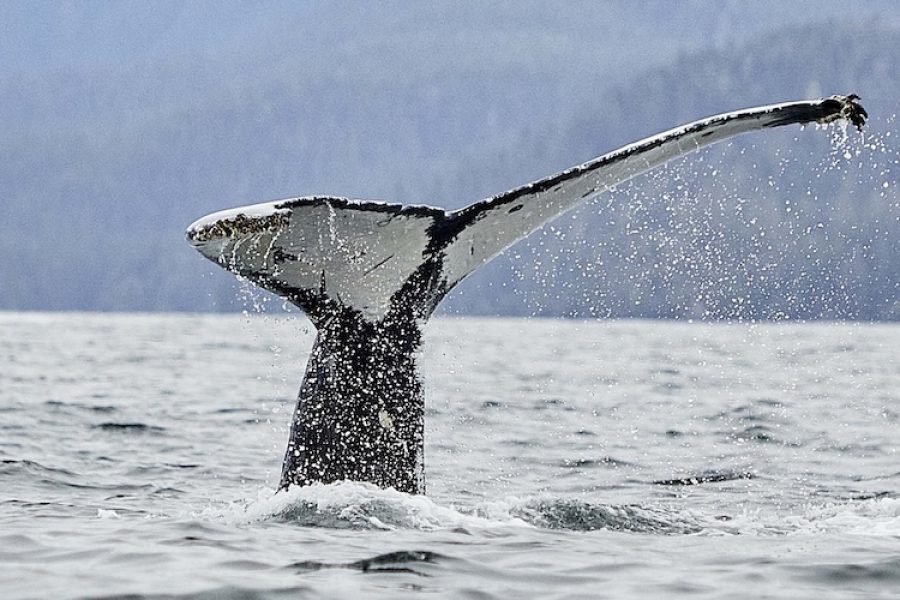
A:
[[187, 95, 867, 494]]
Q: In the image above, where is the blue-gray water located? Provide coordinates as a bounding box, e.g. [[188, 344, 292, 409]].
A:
[[2, 312, 898, 599]]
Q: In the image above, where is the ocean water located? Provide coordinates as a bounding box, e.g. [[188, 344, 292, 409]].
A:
[[1, 312, 898, 599]]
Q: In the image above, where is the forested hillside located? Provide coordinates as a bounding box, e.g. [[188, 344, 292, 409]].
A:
[[1, 4, 897, 318]]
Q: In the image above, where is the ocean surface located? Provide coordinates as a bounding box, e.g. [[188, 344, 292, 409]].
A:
[[1, 312, 898, 599]]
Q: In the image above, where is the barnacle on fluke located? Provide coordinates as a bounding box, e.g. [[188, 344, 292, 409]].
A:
[[187, 210, 290, 243]]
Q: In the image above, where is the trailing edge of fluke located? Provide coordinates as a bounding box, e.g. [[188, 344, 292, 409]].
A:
[[187, 94, 866, 494]]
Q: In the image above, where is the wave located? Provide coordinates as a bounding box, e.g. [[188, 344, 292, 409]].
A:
[[511, 499, 704, 533]]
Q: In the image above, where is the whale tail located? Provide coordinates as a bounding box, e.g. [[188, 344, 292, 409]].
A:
[[188, 94, 867, 328], [187, 95, 866, 492]]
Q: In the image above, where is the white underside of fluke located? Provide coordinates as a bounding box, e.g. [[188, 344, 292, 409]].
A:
[[188, 198, 445, 321]]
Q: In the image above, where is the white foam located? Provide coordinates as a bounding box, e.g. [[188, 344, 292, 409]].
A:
[[788, 497, 900, 537], [209, 482, 532, 531]]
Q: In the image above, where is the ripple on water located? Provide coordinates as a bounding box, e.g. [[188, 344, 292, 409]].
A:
[[795, 558, 900, 588], [653, 470, 756, 487], [288, 550, 448, 576], [92, 422, 167, 434]]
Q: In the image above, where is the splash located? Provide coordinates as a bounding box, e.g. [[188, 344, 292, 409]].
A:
[[207, 481, 709, 534], [531, 113, 900, 322], [215, 482, 529, 530], [786, 497, 900, 537]]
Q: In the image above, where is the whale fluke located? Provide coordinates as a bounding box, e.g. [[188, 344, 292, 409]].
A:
[[187, 95, 866, 493]]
